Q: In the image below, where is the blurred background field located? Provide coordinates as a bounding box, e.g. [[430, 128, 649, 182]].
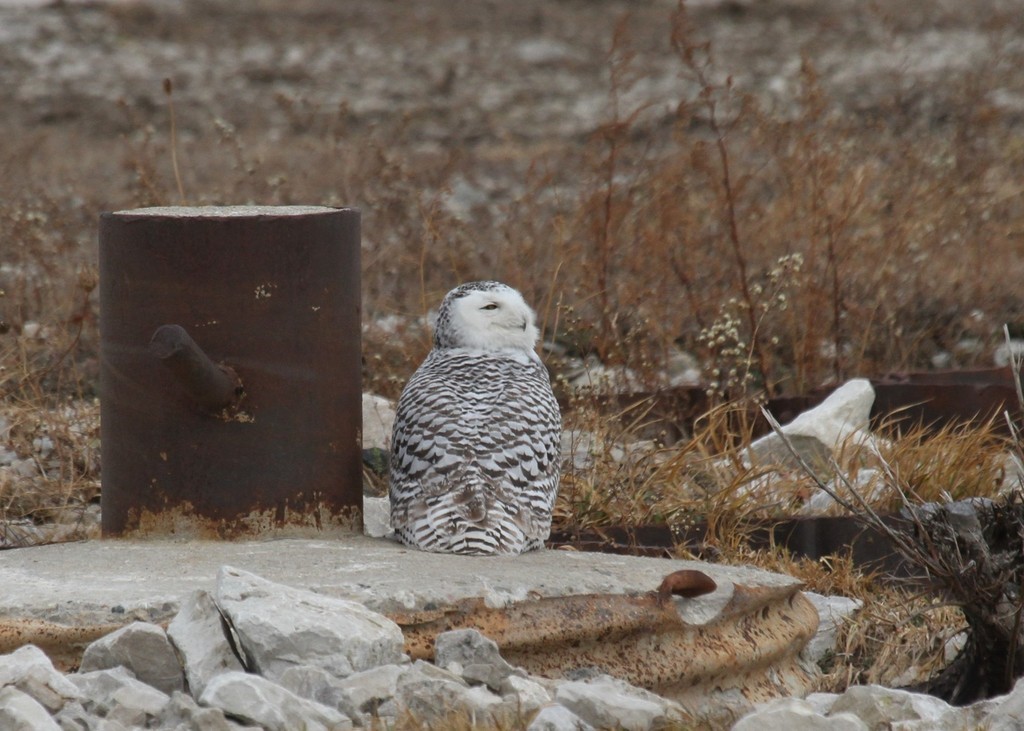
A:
[[2, 0, 1024, 694]]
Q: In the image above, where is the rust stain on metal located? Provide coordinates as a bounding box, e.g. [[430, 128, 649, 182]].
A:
[[387, 579, 818, 711], [125, 501, 361, 540]]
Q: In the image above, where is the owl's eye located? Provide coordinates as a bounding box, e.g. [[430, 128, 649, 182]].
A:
[[481, 303, 499, 311]]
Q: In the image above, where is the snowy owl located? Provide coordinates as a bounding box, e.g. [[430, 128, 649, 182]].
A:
[[389, 281, 562, 555]]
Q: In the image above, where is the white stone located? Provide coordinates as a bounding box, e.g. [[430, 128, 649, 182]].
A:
[[68, 667, 169, 723], [80, 621, 185, 695], [802, 593, 863, 666], [66, 667, 132, 706], [361, 393, 396, 451], [804, 692, 840, 716], [994, 339, 1024, 368], [362, 495, 392, 539], [0, 644, 82, 712], [526, 703, 596, 731], [111, 680, 169, 715], [395, 674, 504, 727], [984, 674, 1024, 731], [51, 700, 99, 731], [514, 38, 576, 65], [167, 589, 245, 697], [0, 685, 62, 731], [333, 663, 406, 717], [568, 359, 645, 394], [500, 675, 552, 717], [106, 679, 172, 728], [199, 671, 351, 731], [553, 674, 686, 730], [666, 348, 703, 388], [434, 628, 517, 691], [152, 691, 245, 731], [732, 697, 868, 731], [278, 664, 363, 724], [829, 684, 953, 728], [943, 632, 967, 664], [803, 468, 885, 514], [213, 565, 406, 682], [752, 379, 876, 470]]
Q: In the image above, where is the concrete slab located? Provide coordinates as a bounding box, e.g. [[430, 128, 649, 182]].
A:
[[0, 535, 820, 722], [0, 534, 796, 625]]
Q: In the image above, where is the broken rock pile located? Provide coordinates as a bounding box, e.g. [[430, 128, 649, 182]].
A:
[[0, 565, 689, 730], [4, 560, 1024, 729]]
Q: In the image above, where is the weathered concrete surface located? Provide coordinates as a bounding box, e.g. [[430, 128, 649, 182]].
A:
[[0, 534, 816, 721], [0, 534, 799, 624]]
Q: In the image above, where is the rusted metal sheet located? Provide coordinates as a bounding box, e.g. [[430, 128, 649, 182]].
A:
[[550, 515, 920, 581], [389, 572, 818, 716], [871, 367, 1021, 433], [594, 367, 1022, 443], [99, 206, 362, 537]]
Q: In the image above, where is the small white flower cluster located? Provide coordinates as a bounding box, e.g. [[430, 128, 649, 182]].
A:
[[698, 306, 754, 399], [698, 253, 805, 399]]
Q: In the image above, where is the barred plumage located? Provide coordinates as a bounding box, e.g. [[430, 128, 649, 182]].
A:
[[389, 281, 561, 555]]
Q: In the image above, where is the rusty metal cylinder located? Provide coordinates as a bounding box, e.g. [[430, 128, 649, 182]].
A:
[[99, 206, 361, 537]]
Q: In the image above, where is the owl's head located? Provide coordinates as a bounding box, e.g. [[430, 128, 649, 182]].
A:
[[433, 281, 540, 351]]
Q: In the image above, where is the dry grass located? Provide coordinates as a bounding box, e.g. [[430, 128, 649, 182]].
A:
[[2, 0, 1024, 699]]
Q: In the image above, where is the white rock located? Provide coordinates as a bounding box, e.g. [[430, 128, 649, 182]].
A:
[[278, 664, 363, 724], [362, 495, 393, 539], [0, 685, 62, 731], [500, 675, 552, 717], [395, 675, 504, 727], [214, 565, 406, 682], [152, 691, 248, 731], [333, 663, 406, 717], [943, 632, 967, 664], [526, 703, 596, 730], [984, 674, 1024, 731], [753, 379, 876, 470], [666, 348, 703, 387], [68, 667, 169, 724], [167, 589, 245, 697], [802, 593, 863, 666], [994, 339, 1024, 368], [199, 671, 351, 731], [732, 697, 868, 731], [568, 359, 645, 394], [361, 393, 396, 451], [803, 469, 884, 514], [553, 674, 686, 730], [107, 680, 172, 727], [51, 700, 99, 731], [514, 38, 576, 65], [0, 644, 82, 712], [434, 628, 518, 691], [80, 621, 184, 695], [829, 684, 953, 728], [804, 692, 840, 716]]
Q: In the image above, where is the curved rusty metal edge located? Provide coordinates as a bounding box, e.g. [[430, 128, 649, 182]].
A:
[[389, 580, 819, 707], [550, 515, 925, 582]]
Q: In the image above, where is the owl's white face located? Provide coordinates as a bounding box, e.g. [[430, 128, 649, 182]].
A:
[[435, 282, 539, 351]]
